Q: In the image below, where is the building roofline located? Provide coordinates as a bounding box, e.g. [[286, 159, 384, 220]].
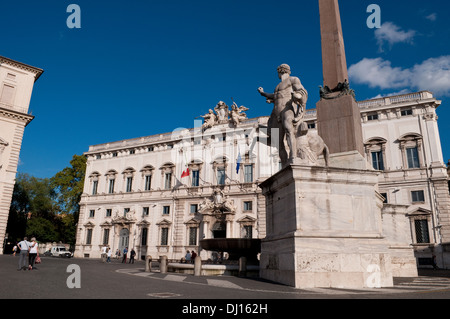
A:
[[0, 56, 44, 82]]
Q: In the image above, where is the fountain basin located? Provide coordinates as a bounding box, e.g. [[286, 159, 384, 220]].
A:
[[200, 238, 261, 261]]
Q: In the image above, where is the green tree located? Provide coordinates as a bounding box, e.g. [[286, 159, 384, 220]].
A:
[[7, 155, 86, 247], [50, 154, 87, 245], [26, 217, 58, 242], [7, 173, 58, 242], [51, 154, 86, 218]]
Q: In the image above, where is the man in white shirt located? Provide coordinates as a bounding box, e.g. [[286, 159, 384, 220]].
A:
[[101, 245, 108, 262], [17, 237, 30, 271]]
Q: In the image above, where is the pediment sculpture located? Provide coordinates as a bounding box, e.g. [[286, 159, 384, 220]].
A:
[[197, 101, 249, 132], [198, 188, 237, 215]]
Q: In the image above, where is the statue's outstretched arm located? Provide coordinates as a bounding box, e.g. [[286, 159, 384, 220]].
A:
[[258, 87, 275, 100]]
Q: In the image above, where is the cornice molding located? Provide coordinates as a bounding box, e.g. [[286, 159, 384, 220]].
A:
[[0, 106, 34, 125], [0, 56, 44, 82]]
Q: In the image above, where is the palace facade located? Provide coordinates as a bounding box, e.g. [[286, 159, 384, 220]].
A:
[[0, 56, 43, 254], [75, 91, 450, 269]]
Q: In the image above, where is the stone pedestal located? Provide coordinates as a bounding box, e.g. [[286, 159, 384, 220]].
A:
[[317, 95, 364, 157], [259, 165, 394, 289]]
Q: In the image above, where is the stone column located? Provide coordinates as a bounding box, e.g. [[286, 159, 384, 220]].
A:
[[318, 0, 348, 89], [316, 0, 364, 159]]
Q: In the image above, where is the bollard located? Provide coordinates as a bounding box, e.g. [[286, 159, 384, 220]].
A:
[[145, 255, 152, 272], [239, 257, 247, 277], [160, 255, 168, 274], [194, 256, 202, 276]]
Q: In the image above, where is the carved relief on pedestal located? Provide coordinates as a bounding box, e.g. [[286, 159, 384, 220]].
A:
[[0, 137, 8, 170]]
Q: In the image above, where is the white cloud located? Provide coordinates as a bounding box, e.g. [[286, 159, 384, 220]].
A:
[[348, 58, 411, 89], [375, 22, 416, 52], [349, 56, 450, 97], [425, 13, 437, 21]]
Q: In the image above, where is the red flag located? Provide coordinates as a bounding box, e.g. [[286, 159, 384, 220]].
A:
[[181, 167, 190, 178]]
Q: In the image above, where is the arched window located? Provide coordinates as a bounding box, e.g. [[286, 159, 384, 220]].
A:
[[364, 137, 387, 171], [160, 163, 175, 190], [105, 170, 118, 194], [140, 165, 155, 191], [122, 167, 136, 193], [398, 133, 424, 169]]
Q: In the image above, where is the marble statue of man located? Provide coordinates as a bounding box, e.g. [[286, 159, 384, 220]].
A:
[[258, 64, 308, 166]]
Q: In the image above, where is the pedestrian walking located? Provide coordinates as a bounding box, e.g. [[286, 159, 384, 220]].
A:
[[17, 237, 30, 271], [106, 247, 112, 263], [101, 245, 108, 262], [129, 248, 136, 264], [28, 238, 38, 270], [185, 250, 191, 264], [122, 247, 128, 263]]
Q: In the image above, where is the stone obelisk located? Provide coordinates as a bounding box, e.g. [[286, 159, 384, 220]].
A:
[[316, 0, 365, 161]]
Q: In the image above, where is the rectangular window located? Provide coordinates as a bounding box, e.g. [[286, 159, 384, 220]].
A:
[[126, 177, 133, 193], [401, 109, 413, 116], [243, 226, 253, 239], [86, 229, 93, 245], [106, 209, 112, 217], [412, 190, 425, 203], [92, 181, 98, 195], [189, 227, 197, 246], [406, 147, 420, 168], [112, 152, 118, 157], [244, 165, 253, 183], [144, 175, 152, 191], [371, 151, 385, 171], [89, 210, 95, 218], [192, 170, 200, 187], [244, 201, 253, 211], [367, 114, 378, 121], [190, 204, 198, 214], [124, 208, 130, 217], [148, 146, 154, 152], [129, 150, 135, 155], [108, 179, 115, 194], [103, 229, 110, 245], [415, 219, 430, 243], [143, 207, 149, 216], [165, 173, 172, 189], [161, 228, 169, 246], [307, 122, 316, 129], [163, 206, 170, 215], [380, 193, 388, 204], [217, 168, 226, 185], [0, 84, 15, 105], [96, 155, 101, 160], [141, 228, 148, 246]]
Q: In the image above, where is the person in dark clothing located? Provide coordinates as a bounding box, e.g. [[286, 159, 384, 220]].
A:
[[129, 248, 136, 264]]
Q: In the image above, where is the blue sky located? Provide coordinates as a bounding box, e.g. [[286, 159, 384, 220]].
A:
[[1, 0, 449, 178]]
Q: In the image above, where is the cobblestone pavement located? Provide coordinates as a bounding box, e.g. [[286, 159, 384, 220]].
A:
[[1, 255, 450, 301]]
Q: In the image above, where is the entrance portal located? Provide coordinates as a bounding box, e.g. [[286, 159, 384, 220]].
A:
[[212, 222, 226, 238], [118, 228, 129, 253]]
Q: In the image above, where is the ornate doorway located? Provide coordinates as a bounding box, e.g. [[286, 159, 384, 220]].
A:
[[212, 222, 226, 238], [118, 228, 129, 253]]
